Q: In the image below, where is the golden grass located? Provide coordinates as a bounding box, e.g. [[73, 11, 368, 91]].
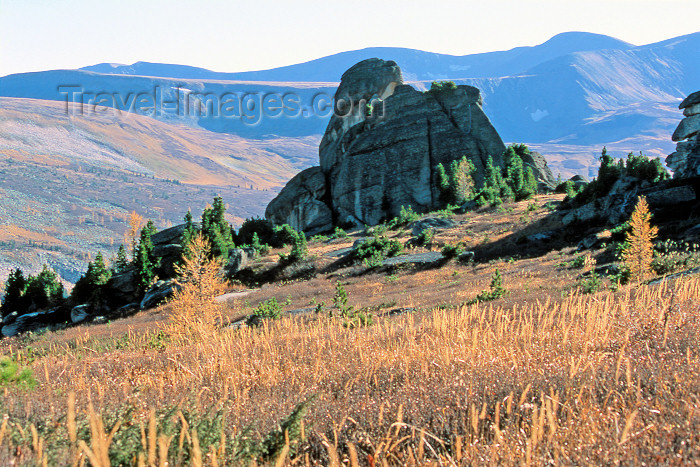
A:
[[1, 273, 699, 464]]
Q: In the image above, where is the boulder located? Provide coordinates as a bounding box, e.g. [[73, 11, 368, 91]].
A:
[[645, 185, 696, 207], [70, 304, 91, 324], [672, 114, 700, 142], [410, 217, 457, 237], [1, 308, 65, 338], [225, 247, 257, 276], [104, 269, 139, 305], [140, 280, 179, 309], [521, 151, 557, 192], [680, 91, 700, 110], [579, 230, 612, 250], [570, 175, 589, 191], [265, 167, 333, 235], [266, 58, 509, 233]]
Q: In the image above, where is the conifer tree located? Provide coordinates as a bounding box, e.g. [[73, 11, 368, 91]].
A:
[[72, 252, 112, 304], [181, 210, 197, 259], [201, 197, 234, 259], [134, 221, 160, 293], [1, 268, 27, 316], [114, 244, 129, 273], [623, 196, 658, 281], [24, 265, 64, 310]]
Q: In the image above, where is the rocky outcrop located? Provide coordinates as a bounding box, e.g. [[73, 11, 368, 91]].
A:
[[265, 167, 332, 235], [266, 58, 512, 233], [667, 90, 700, 178], [522, 151, 557, 192]]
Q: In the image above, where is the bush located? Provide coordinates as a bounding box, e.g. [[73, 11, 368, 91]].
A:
[[134, 221, 160, 293], [388, 205, 420, 229], [416, 228, 435, 246], [441, 242, 467, 259], [427, 80, 457, 95], [353, 236, 403, 263], [235, 217, 277, 247], [0, 357, 36, 389], [578, 274, 604, 294], [652, 240, 700, 275], [436, 156, 476, 206], [570, 148, 670, 206], [248, 297, 290, 325], [275, 224, 308, 263], [201, 197, 236, 259], [468, 268, 508, 303]]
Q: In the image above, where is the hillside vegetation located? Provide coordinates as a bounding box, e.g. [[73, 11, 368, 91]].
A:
[[1, 195, 699, 464]]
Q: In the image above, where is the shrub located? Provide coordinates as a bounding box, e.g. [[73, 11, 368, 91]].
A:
[[651, 240, 700, 275], [441, 242, 467, 259], [427, 80, 457, 95], [201, 197, 235, 259], [571, 148, 670, 206], [250, 297, 286, 322], [468, 268, 508, 303], [436, 156, 477, 206], [0, 357, 36, 389], [331, 282, 373, 327], [134, 221, 160, 293], [353, 236, 403, 263], [388, 205, 420, 229], [275, 224, 308, 263], [235, 217, 277, 247], [330, 226, 348, 239], [579, 274, 604, 294], [416, 227, 435, 246]]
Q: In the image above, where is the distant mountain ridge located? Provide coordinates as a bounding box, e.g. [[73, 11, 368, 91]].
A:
[[80, 32, 634, 82]]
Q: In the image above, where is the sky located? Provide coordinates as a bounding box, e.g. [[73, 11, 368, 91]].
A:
[[2, 0, 700, 77]]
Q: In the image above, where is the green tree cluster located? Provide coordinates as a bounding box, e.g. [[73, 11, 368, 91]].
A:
[[1, 265, 64, 316], [71, 252, 112, 305], [436, 156, 477, 206], [572, 148, 669, 206], [474, 144, 538, 207]]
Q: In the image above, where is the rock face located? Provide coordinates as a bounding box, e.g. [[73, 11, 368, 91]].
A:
[[522, 151, 557, 192], [667, 90, 700, 178], [266, 58, 511, 234]]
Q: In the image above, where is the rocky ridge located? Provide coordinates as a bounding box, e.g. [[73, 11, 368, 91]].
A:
[[667, 91, 700, 178], [266, 59, 556, 234]]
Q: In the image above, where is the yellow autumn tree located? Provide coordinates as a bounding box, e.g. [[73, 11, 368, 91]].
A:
[[166, 232, 227, 342], [125, 211, 144, 259], [623, 196, 658, 281]]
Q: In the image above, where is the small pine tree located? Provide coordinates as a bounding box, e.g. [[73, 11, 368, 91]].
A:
[[623, 196, 658, 281], [1, 268, 27, 316], [181, 210, 197, 260], [435, 163, 450, 205], [134, 221, 160, 293], [114, 244, 129, 273], [72, 252, 112, 304], [201, 197, 235, 259]]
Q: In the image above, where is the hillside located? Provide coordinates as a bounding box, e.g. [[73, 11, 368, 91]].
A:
[[1, 194, 699, 464], [0, 97, 318, 284]]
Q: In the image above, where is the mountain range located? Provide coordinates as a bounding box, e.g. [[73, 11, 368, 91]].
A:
[[0, 30, 697, 283]]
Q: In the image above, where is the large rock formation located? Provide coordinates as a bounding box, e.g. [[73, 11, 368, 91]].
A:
[[266, 58, 515, 234], [667, 90, 700, 178]]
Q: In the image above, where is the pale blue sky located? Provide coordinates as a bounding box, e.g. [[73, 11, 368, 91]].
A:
[[2, 0, 699, 77]]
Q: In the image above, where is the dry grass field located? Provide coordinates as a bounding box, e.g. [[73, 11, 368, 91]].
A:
[[1, 196, 699, 465]]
